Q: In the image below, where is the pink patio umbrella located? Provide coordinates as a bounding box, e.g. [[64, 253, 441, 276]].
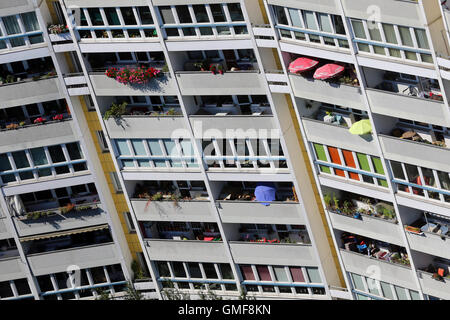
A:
[[313, 63, 345, 80], [288, 57, 319, 74]]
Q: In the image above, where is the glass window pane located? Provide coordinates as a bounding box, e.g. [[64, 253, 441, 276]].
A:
[[256, 266, 271, 281], [104, 8, 120, 25], [306, 267, 321, 283], [318, 13, 332, 33], [414, 29, 429, 49], [228, 3, 244, 21], [120, 7, 137, 25], [368, 24, 382, 41], [383, 24, 397, 44], [172, 262, 186, 277], [87, 8, 104, 26], [116, 140, 130, 156], [66, 142, 83, 160], [30, 148, 48, 166], [288, 9, 302, 28], [219, 264, 234, 279], [410, 290, 421, 300], [131, 140, 146, 156], [21, 12, 40, 32], [175, 5, 192, 23], [394, 286, 408, 300], [273, 266, 288, 282], [12, 151, 30, 169], [147, 139, 163, 156], [203, 263, 218, 279], [351, 273, 365, 291], [274, 6, 288, 25], [138, 6, 153, 24], [351, 20, 366, 39], [240, 265, 255, 280], [163, 140, 177, 156], [333, 15, 346, 35], [210, 4, 226, 22], [3, 16, 21, 35], [193, 5, 209, 23], [380, 281, 394, 299], [160, 6, 175, 24], [187, 262, 202, 278], [303, 11, 318, 30], [390, 161, 405, 180], [0, 154, 12, 172], [398, 26, 413, 47], [289, 267, 305, 282]]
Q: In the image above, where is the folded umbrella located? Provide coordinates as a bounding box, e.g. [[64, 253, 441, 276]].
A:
[[288, 57, 319, 74], [313, 63, 345, 80]]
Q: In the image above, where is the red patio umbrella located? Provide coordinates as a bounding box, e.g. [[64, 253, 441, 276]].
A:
[[288, 57, 319, 74], [313, 63, 345, 80]]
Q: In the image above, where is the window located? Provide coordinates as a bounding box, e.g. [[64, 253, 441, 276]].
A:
[[110, 172, 123, 193], [176, 6, 192, 23], [123, 212, 135, 233], [96, 130, 109, 152], [160, 6, 175, 24], [256, 266, 271, 281], [138, 6, 153, 25], [193, 5, 209, 23], [210, 4, 226, 22], [228, 3, 244, 21], [306, 267, 321, 283], [273, 266, 288, 282]]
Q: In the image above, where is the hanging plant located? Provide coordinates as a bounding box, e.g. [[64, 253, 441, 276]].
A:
[[105, 66, 161, 85]]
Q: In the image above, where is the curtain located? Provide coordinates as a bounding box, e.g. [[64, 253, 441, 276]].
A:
[[256, 266, 271, 281], [8, 195, 25, 217], [240, 265, 255, 280], [273, 266, 288, 282], [21, 12, 40, 32], [289, 267, 305, 282], [148, 139, 163, 155]]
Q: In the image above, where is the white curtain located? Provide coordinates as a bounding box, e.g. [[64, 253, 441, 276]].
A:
[[7, 195, 25, 217]]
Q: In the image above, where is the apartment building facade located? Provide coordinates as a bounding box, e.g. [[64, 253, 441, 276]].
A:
[[0, 0, 449, 301]]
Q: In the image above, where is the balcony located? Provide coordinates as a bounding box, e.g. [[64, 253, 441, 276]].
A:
[[13, 203, 106, 237], [407, 232, 450, 261], [27, 242, 119, 276], [176, 70, 266, 95], [417, 270, 450, 300], [301, 117, 376, 155], [145, 239, 228, 263], [341, 0, 423, 28], [104, 115, 187, 139], [0, 77, 63, 109], [0, 256, 26, 282], [229, 242, 317, 266], [339, 249, 416, 289], [189, 115, 276, 139], [289, 74, 364, 111], [379, 135, 450, 173], [217, 201, 304, 224], [0, 119, 75, 153], [89, 72, 177, 96], [132, 199, 215, 222], [366, 89, 447, 127]]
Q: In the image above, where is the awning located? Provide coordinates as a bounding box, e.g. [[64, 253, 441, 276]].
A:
[[254, 182, 276, 206], [288, 57, 319, 74], [313, 63, 345, 80], [19, 224, 109, 242]]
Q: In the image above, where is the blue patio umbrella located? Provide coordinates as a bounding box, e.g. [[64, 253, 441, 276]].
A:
[[254, 183, 276, 206]]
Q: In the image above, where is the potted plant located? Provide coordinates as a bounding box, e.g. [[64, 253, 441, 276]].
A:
[[33, 117, 46, 124], [332, 195, 340, 213], [53, 114, 63, 121], [323, 193, 332, 210], [103, 102, 128, 120]]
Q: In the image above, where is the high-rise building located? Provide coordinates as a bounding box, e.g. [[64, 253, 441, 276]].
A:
[[0, 0, 448, 301]]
